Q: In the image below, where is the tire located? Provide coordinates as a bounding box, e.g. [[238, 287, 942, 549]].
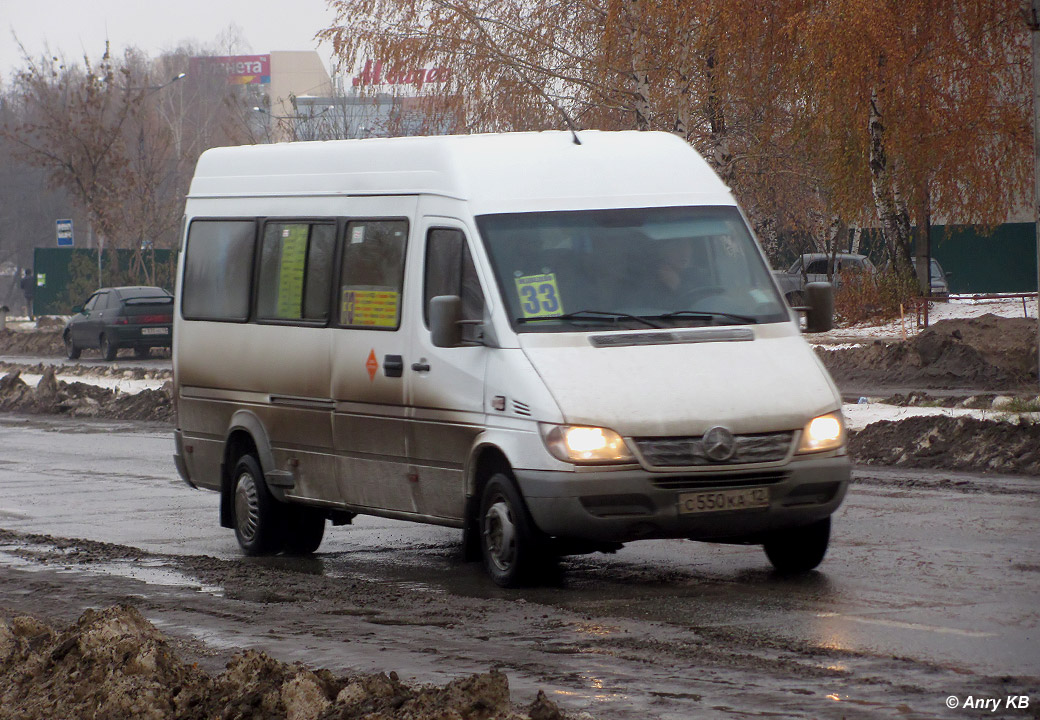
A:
[[763, 517, 830, 574], [231, 454, 285, 555], [479, 473, 545, 587], [134, 346, 151, 359], [100, 333, 118, 361], [282, 505, 326, 555], [64, 332, 81, 360]]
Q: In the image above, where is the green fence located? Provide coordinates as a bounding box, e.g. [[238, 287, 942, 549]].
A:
[[773, 223, 1038, 294], [926, 223, 1037, 294], [31, 248, 177, 316]]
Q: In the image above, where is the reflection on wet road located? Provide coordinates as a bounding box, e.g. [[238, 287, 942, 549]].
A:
[[0, 414, 1037, 718]]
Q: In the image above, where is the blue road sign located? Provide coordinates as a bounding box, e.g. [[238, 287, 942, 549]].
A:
[[56, 219, 74, 247]]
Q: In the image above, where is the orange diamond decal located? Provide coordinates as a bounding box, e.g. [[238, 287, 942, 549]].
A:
[[365, 349, 379, 381]]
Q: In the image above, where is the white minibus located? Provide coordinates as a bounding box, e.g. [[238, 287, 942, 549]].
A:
[[173, 131, 849, 586]]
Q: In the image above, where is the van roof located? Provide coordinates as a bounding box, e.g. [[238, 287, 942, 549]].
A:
[[188, 130, 734, 215]]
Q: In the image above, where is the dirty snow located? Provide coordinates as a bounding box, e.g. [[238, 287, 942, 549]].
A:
[[814, 296, 1038, 344], [18, 372, 166, 394], [843, 401, 1039, 431]]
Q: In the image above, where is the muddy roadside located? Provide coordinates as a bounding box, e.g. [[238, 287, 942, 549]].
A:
[[0, 602, 575, 720], [2, 317, 1039, 719], [4, 315, 1039, 474], [1, 521, 1033, 720]]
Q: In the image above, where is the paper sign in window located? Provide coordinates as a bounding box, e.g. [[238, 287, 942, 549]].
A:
[[514, 273, 564, 318], [342, 286, 399, 327], [276, 226, 308, 318]]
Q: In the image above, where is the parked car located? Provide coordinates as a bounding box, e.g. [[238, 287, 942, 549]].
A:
[[64, 286, 173, 360], [773, 253, 877, 306], [882, 257, 952, 299], [915, 257, 951, 298]]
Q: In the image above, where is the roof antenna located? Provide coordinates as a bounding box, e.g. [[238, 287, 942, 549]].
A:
[[509, 68, 582, 144], [499, 60, 582, 143], [550, 100, 582, 145]]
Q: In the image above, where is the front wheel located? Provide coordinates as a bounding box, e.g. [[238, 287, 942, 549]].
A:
[[64, 332, 81, 360], [763, 517, 830, 574], [100, 333, 118, 361], [479, 473, 545, 587], [232, 454, 285, 555], [282, 506, 325, 555]]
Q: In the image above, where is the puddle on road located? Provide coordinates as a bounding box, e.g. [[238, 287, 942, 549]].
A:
[[0, 546, 224, 596]]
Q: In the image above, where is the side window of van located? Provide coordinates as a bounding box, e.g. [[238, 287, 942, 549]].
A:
[[183, 220, 256, 321], [256, 222, 335, 322], [424, 228, 484, 342], [338, 220, 407, 329]]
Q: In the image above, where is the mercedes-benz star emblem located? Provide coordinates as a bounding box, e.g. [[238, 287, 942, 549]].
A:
[[702, 426, 736, 462]]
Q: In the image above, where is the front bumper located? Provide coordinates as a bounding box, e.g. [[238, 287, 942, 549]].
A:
[[516, 454, 849, 543]]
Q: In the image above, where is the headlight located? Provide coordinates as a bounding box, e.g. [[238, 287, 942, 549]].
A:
[[540, 424, 635, 464], [796, 411, 846, 453]]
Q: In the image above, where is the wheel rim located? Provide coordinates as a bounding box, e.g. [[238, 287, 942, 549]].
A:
[[234, 472, 261, 543], [483, 498, 516, 572], [64, 335, 73, 352], [100, 336, 110, 354]]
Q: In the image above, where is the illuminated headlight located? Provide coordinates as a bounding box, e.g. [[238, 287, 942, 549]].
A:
[[540, 424, 635, 464], [796, 412, 846, 453]]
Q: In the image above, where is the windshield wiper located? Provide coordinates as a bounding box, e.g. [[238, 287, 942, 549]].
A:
[[651, 310, 758, 325], [517, 309, 664, 329]]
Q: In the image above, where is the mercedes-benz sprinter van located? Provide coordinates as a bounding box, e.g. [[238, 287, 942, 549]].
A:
[[173, 131, 849, 587]]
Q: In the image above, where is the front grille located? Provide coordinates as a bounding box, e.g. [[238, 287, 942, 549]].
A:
[[634, 431, 793, 467], [650, 471, 789, 491]]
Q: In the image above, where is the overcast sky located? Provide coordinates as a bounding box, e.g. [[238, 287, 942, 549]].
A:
[[0, 0, 340, 82]]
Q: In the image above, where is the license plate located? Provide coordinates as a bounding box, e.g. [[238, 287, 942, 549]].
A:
[[141, 327, 169, 336], [678, 487, 769, 514]]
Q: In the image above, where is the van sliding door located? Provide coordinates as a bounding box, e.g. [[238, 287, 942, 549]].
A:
[[331, 211, 415, 513]]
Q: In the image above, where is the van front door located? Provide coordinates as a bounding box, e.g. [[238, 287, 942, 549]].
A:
[[404, 218, 489, 521], [331, 217, 414, 513]]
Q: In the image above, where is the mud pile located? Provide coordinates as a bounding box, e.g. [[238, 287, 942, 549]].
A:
[[0, 328, 64, 356], [850, 415, 1040, 475], [819, 314, 1039, 390], [0, 605, 576, 720], [0, 367, 173, 422]]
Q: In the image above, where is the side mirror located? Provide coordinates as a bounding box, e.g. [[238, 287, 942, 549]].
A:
[[71, 305, 83, 314], [430, 295, 463, 348], [803, 282, 834, 333]]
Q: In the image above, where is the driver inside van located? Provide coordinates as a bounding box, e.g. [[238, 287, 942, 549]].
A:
[[654, 238, 694, 293]]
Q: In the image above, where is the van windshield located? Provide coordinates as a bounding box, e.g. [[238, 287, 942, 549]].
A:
[[476, 206, 788, 332]]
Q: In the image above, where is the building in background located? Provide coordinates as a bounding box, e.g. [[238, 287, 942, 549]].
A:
[[188, 51, 334, 141]]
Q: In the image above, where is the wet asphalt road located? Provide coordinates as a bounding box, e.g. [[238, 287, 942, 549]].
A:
[[0, 413, 1037, 719]]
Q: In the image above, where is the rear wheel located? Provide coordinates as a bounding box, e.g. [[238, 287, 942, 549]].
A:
[[479, 473, 546, 587], [763, 517, 830, 574], [100, 333, 118, 361], [232, 454, 285, 555], [64, 332, 81, 360], [282, 506, 326, 555]]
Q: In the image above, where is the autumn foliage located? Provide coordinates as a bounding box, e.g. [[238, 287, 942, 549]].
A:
[[321, 0, 1032, 273]]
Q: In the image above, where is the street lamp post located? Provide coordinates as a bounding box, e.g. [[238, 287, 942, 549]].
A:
[[126, 72, 187, 286]]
